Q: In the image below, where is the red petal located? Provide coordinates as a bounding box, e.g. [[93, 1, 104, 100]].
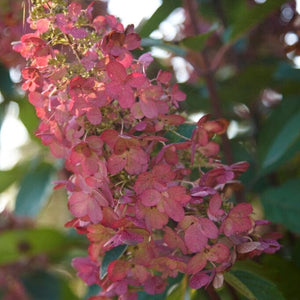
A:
[[206, 243, 230, 263], [184, 223, 208, 253], [198, 218, 219, 239], [163, 196, 184, 222], [107, 153, 127, 175], [189, 272, 211, 289], [187, 252, 207, 274], [106, 60, 127, 81], [86, 107, 102, 125], [140, 189, 161, 206]]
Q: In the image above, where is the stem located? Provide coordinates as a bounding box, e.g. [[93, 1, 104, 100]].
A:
[[64, 34, 82, 63], [184, 0, 233, 165], [170, 130, 191, 141], [206, 284, 221, 300], [184, 0, 246, 203]]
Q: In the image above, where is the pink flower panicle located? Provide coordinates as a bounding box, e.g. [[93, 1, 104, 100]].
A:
[[15, 1, 280, 298]]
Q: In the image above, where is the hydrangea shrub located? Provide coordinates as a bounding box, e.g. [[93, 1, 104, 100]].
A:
[[14, 1, 280, 299]]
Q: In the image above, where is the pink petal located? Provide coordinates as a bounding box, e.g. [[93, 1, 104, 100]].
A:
[[72, 256, 99, 285], [86, 107, 102, 125], [107, 260, 128, 281], [157, 70, 172, 84], [163, 196, 184, 222], [87, 198, 104, 223], [118, 85, 135, 108], [187, 252, 207, 274], [163, 227, 187, 254], [125, 148, 148, 175], [68, 192, 89, 218], [140, 98, 158, 119], [208, 193, 224, 221], [125, 33, 141, 50], [198, 218, 219, 239], [106, 60, 127, 81], [230, 203, 253, 218], [237, 242, 261, 254], [140, 189, 161, 206], [206, 243, 230, 263], [184, 223, 208, 253], [127, 72, 147, 88], [107, 153, 127, 175], [189, 273, 211, 289]]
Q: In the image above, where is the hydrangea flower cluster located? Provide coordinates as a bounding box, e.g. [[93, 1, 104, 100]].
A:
[[14, 1, 280, 299]]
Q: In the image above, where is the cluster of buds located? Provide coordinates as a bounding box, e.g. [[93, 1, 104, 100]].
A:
[[14, 1, 280, 299]]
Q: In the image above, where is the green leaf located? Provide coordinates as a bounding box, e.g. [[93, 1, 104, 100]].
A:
[[84, 285, 102, 300], [22, 271, 79, 300], [181, 24, 218, 51], [100, 244, 127, 279], [258, 96, 300, 175], [138, 0, 182, 37], [262, 111, 300, 169], [0, 63, 14, 99], [261, 255, 300, 300], [165, 123, 195, 143], [274, 62, 300, 81], [228, 0, 287, 42], [166, 276, 186, 300], [0, 228, 71, 265], [141, 38, 186, 56], [17, 96, 39, 140], [224, 272, 256, 300], [228, 270, 286, 300], [138, 291, 166, 300], [261, 178, 300, 233], [0, 162, 28, 193], [15, 161, 56, 217], [218, 62, 276, 106]]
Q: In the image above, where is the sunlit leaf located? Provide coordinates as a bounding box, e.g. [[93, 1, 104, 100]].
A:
[[0, 162, 28, 193], [18, 96, 39, 140], [141, 38, 186, 56], [138, 0, 181, 37], [181, 24, 218, 51]]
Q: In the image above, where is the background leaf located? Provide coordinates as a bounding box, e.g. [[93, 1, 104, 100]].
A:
[[14, 161, 56, 217], [0, 162, 28, 193], [0, 228, 74, 265], [22, 271, 79, 300], [257, 96, 300, 175], [224, 272, 256, 300], [229, 269, 285, 300], [228, 0, 287, 42], [138, 0, 181, 37], [261, 178, 300, 233]]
